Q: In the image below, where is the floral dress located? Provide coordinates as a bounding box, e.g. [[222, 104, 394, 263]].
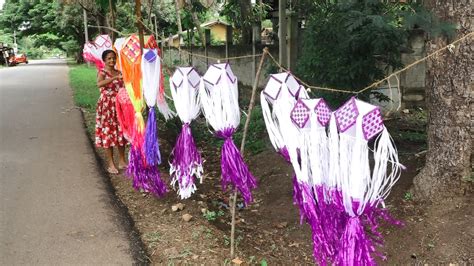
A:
[[95, 69, 127, 148]]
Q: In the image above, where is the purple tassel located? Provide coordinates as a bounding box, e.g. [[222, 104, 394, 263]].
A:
[[144, 107, 162, 165], [336, 216, 377, 266], [300, 183, 332, 265], [143, 165, 168, 197], [126, 145, 147, 191], [216, 127, 258, 205], [278, 147, 291, 163], [292, 175, 306, 224], [170, 123, 203, 198]]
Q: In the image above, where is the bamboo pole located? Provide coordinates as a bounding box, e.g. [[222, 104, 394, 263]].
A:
[[230, 48, 268, 258]]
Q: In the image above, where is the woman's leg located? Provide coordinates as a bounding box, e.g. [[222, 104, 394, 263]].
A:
[[118, 145, 127, 169], [105, 147, 119, 174]]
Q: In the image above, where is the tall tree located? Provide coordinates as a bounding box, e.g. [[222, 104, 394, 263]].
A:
[[174, 0, 184, 45], [413, 0, 473, 200], [183, 0, 206, 47]]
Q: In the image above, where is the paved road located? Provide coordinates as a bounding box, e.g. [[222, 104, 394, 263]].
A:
[[0, 60, 136, 264]]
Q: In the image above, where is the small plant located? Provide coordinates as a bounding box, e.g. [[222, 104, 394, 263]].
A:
[[235, 235, 244, 248], [261, 258, 268, 266], [143, 231, 162, 249], [223, 235, 230, 246], [203, 210, 217, 221], [404, 191, 413, 201], [205, 228, 213, 239], [203, 209, 225, 221]]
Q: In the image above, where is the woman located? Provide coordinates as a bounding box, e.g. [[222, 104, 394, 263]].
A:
[[95, 50, 127, 174]]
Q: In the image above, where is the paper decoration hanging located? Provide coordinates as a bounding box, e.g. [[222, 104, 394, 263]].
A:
[[119, 35, 149, 194], [116, 87, 135, 142], [82, 34, 113, 70], [261, 70, 404, 265], [139, 47, 168, 198], [199, 63, 257, 205], [332, 97, 404, 265], [119, 34, 145, 146], [261, 72, 308, 158], [113, 37, 126, 71], [142, 48, 163, 166], [169, 67, 204, 199]]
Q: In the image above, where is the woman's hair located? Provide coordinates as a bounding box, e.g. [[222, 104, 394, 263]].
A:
[[102, 50, 117, 61]]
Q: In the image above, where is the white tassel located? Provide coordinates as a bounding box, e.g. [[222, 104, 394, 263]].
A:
[[200, 66, 240, 131], [365, 127, 404, 205]]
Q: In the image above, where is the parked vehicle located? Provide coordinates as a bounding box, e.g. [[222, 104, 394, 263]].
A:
[[0, 43, 15, 66], [10, 53, 28, 65]]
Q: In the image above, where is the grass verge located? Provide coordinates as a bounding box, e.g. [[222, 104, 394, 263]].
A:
[[68, 64, 99, 134]]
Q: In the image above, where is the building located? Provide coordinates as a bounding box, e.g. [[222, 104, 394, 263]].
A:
[[167, 20, 231, 47]]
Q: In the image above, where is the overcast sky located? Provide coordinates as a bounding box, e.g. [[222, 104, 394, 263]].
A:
[[0, 0, 5, 10]]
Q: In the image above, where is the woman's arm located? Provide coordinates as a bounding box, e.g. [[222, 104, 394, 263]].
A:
[[97, 72, 120, 88]]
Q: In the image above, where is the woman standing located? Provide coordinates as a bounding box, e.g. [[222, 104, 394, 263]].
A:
[[95, 50, 127, 174]]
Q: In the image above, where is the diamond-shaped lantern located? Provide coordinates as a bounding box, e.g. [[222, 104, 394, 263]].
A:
[[122, 35, 141, 63], [314, 99, 331, 127], [145, 35, 158, 49], [263, 72, 307, 103], [171, 67, 201, 90], [290, 99, 311, 129], [291, 98, 330, 129], [335, 97, 384, 140], [144, 49, 157, 63], [203, 63, 237, 87], [170, 67, 202, 123], [94, 34, 112, 49], [114, 37, 126, 53]]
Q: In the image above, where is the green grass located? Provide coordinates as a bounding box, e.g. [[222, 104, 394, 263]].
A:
[[67, 63, 269, 155], [68, 64, 100, 113]]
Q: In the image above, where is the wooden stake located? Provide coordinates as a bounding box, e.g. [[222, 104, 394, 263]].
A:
[[230, 48, 268, 258]]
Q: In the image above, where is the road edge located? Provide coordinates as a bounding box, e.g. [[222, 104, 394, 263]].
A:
[[78, 109, 151, 265]]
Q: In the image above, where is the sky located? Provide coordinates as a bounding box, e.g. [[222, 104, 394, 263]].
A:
[[0, 0, 4, 10]]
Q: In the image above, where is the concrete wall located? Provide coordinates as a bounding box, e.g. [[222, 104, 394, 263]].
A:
[[162, 44, 280, 89], [162, 31, 427, 111], [370, 30, 426, 112], [400, 30, 426, 108]]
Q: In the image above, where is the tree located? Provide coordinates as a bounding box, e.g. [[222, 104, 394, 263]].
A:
[[220, 0, 268, 45], [295, 1, 409, 106], [413, 0, 473, 201]]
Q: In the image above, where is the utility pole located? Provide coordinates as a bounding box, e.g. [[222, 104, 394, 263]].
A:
[[278, 0, 287, 69], [83, 8, 90, 66], [13, 30, 17, 54], [151, 14, 158, 38]]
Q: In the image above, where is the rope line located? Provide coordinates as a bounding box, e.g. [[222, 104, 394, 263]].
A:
[[177, 49, 264, 62], [265, 51, 352, 94], [357, 31, 473, 94], [266, 31, 473, 94]]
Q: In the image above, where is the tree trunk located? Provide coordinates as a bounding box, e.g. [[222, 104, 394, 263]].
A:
[[174, 0, 184, 46], [239, 0, 252, 45], [108, 0, 116, 42], [184, 0, 205, 47], [413, 0, 473, 201]]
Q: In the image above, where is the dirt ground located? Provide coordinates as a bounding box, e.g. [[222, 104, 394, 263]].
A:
[[82, 106, 472, 265]]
